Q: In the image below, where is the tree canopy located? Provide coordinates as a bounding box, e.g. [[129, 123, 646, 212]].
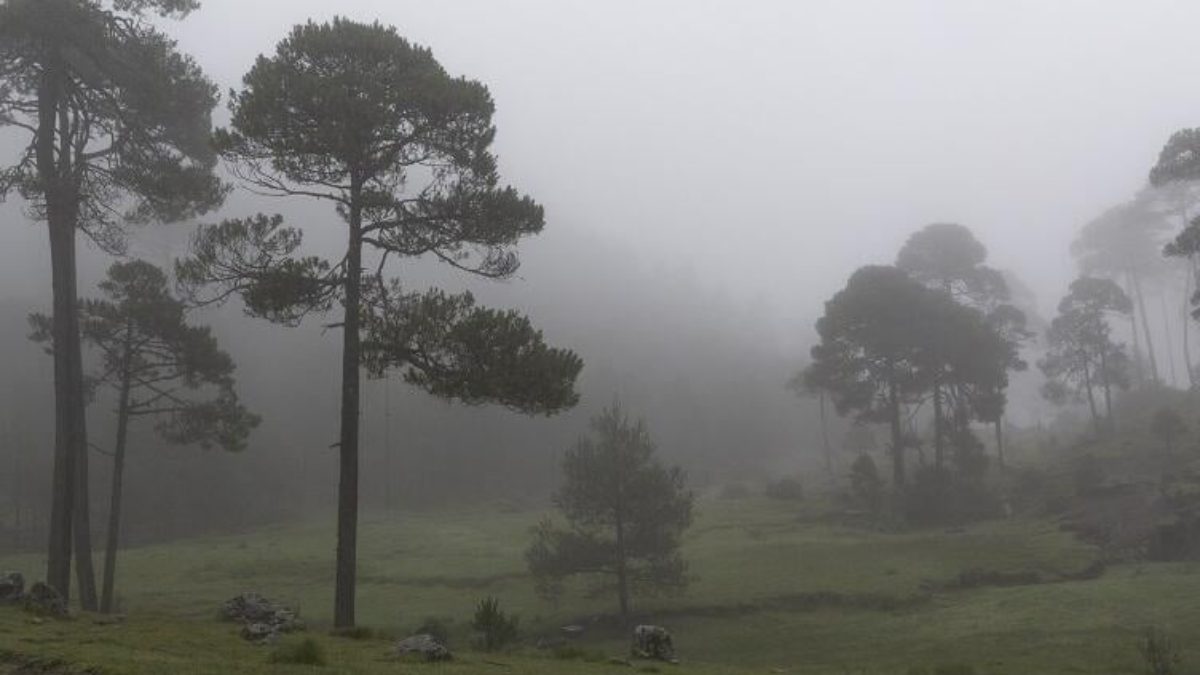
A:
[[526, 402, 693, 618]]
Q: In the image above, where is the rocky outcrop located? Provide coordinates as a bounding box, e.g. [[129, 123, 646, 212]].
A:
[[394, 634, 452, 662], [220, 593, 303, 643], [631, 624, 676, 662], [23, 582, 67, 617], [0, 572, 24, 604]]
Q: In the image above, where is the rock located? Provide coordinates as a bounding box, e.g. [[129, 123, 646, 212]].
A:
[[560, 624, 585, 637], [22, 582, 67, 617], [394, 633, 452, 662], [631, 624, 676, 662], [0, 572, 24, 603], [241, 622, 280, 645], [221, 593, 304, 643]]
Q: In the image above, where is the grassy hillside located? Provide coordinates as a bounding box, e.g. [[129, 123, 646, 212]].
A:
[[2, 497, 1197, 674]]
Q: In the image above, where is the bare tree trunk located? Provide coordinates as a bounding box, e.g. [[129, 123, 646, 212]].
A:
[[614, 508, 630, 619], [818, 393, 833, 478], [1184, 264, 1195, 389], [932, 383, 944, 471], [40, 43, 76, 602], [1082, 358, 1100, 435], [1160, 292, 1179, 388], [1131, 272, 1160, 384], [1098, 348, 1113, 431], [334, 178, 364, 628], [100, 335, 133, 614], [994, 418, 1005, 469], [888, 379, 905, 488]]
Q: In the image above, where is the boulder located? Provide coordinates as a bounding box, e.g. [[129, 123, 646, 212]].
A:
[[631, 624, 676, 662], [23, 582, 67, 617], [0, 572, 24, 604], [394, 633, 452, 662], [220, 593, 304, 643]]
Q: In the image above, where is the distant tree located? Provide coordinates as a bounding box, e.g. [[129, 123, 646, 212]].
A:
[[896, 223, 1026, 466], [809, 265, 1010, 487], [807, 266, 932, 487], [1039, 278, 1133, 433], [31, 261, 258, 613], [0, 0, 225, 604], [1151, 408, 1188, 454], [848, 454, 884, 515], [1071, 197, 1172, 384], [177, 19, 581, 627], [526, 402, 693, 619], [788, 366, 835, 478]]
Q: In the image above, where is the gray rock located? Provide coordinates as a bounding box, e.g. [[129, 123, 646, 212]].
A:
[[240, 622, 280, 645], [631, 624, 676, 662], [394, 633, 452, 662], [0, 572, 24, 603], [23, 582, 67, 617], [221, 593, 304, 642]]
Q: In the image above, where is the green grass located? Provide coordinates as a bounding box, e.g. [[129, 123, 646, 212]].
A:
[[2, 497, 1196, 674]]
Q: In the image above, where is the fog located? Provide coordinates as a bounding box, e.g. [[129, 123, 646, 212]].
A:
[[5, 1, 1200, 535]]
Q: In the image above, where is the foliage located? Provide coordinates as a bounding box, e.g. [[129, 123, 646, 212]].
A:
[[268, 637, 326, 665], [1039, 277, 1133, 431], [526, 402, 694, 616], [896, 223, 1008, 307], [470, 597, 519, 651], [1136, 627, 1181, 675], [1150, 128, 1200, 187], [31, 261, 259, 451], [176, 17, 581, 626]]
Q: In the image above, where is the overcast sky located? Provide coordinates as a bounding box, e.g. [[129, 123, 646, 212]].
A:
[[8, 0, 1200, 337]]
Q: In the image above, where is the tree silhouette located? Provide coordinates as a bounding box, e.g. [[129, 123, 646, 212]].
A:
[[32, 261, 258, 613], [176, 19, 581, 626], [0, 0, 225, 605], [527, 401, 693, 619]]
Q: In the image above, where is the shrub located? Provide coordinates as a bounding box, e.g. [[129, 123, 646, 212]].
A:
[[764, 477, 804, 501], [471, 597, 519, 651], [1073, 454, 1105, 496], [268, 637, 326, 666], [1138, 627, 1181, 675]]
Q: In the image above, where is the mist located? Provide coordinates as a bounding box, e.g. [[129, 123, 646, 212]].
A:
[[3, 1, 1200, 671]]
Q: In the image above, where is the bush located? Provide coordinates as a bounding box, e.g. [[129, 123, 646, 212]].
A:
[[471, 597, 519, 651], [268, 637, 326, 666], [1073, 454, 1105, 496], [764, 477, 804, 501], [1138, 627, 1181, 675]]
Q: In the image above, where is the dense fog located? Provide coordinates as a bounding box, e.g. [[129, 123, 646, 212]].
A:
[[4, 0, 1200, 544]]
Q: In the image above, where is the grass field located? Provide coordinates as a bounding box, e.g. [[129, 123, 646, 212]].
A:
[[2, 496, 1197, 674]]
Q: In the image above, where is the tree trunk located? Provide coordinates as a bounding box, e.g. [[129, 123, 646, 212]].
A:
[[1099, 347, 1113, 431], [818, 393, 833, 478], [994, 418, 1004, 469], [334, 180, 364, 628], [100, 338, 134, 614], [932, 382, 944, 471], [614, 509, 630, 619], [1126, 276, 1145, 384], [1183, 263, 1195, 389], [39, 41, 76, 602], [1160, 292, 1179, 388], [1131, 272, 1160, 384], [1082, 358, 1100, 435], [888, 379, 905, 488]]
